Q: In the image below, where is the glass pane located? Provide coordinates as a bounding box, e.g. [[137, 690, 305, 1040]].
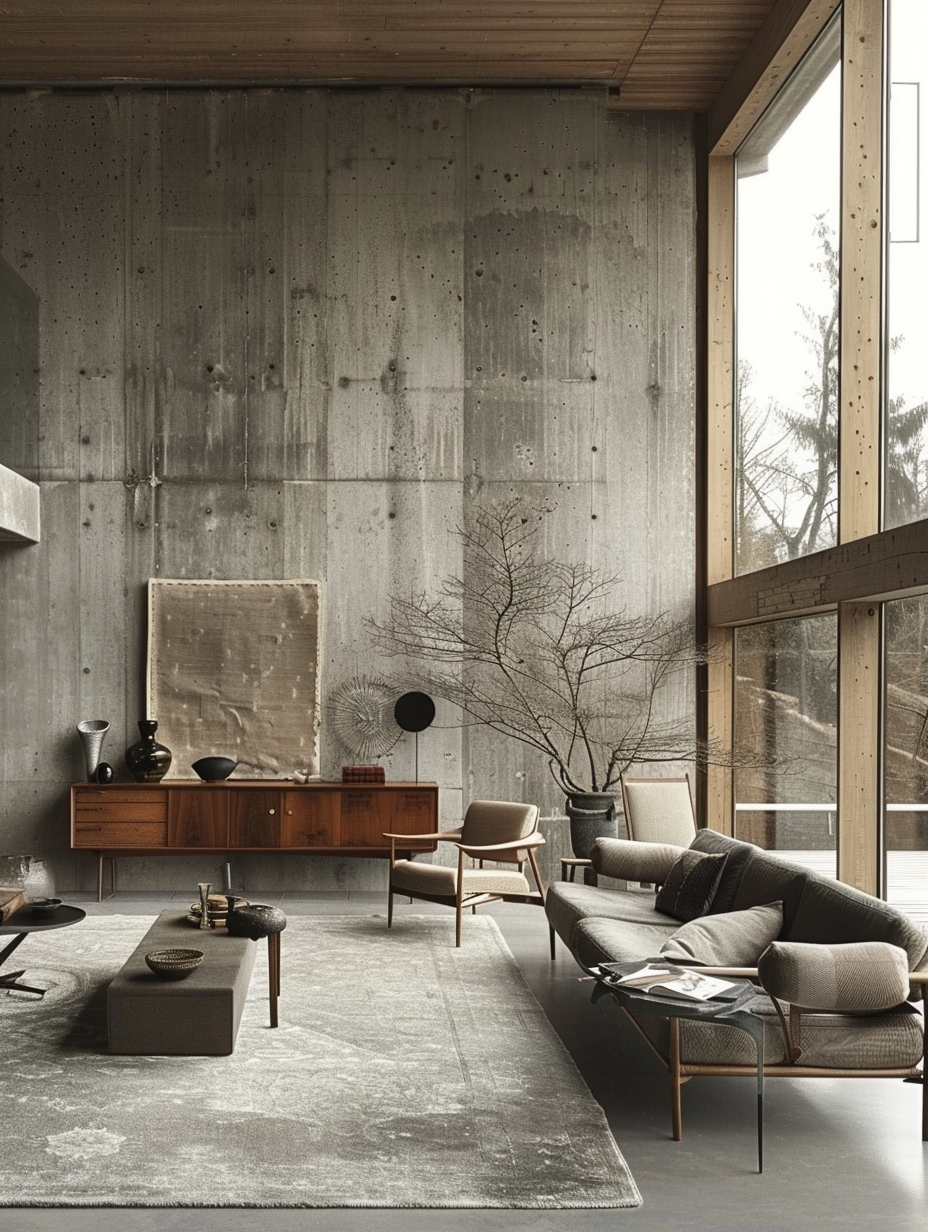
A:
[[885, 0, 928, 528], [884, 596, 928, 922], [733, 615, 837, 876], [734, 19, 841, 572]]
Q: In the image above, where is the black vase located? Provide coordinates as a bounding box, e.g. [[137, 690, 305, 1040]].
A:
[[125, 719, 173, 783], [565, 792, 618, 859]]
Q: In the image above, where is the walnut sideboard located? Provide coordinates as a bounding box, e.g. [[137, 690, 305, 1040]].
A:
[[71, 780, 439, 900]]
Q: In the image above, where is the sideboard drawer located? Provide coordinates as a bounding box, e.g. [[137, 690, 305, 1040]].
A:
[[73, 821, 168, 848]]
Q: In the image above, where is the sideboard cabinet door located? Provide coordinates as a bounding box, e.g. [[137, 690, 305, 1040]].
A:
[[168, 789, 230, 848], [229, 790, 281, 848], [281, 790, 340, 847]]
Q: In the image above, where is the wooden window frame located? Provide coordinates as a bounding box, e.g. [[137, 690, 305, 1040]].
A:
[[703, 0, 901, 894]]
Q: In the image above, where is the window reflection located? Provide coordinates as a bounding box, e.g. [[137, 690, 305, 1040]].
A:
[[734, 616, 837, 876]]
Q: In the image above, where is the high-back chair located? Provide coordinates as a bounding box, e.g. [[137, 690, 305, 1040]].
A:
[[620, 775, 697, 847], [385, 800, 545, 947]]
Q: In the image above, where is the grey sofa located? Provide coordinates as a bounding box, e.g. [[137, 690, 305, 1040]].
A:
[[546, 829, 928, 1139]]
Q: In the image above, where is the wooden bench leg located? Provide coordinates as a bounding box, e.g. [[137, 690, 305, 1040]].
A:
[[267, 932, 280, 1028]]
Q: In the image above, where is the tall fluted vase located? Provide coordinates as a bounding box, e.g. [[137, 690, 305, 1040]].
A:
[[77, 719, 109, 781]]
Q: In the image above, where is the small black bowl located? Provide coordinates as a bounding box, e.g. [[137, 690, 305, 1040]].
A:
[[29, 897, 62, 915], [191, 756, 238, 781]]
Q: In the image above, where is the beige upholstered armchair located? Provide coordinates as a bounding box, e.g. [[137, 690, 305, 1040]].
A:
[[385, 800, 545, 946]]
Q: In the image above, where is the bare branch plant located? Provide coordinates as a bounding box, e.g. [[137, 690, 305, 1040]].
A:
[[370, 501, 704, 795]]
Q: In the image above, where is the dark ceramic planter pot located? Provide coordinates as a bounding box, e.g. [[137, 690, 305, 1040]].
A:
[[565, 792, 618, 859]]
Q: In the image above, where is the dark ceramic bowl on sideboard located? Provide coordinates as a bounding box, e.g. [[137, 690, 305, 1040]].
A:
[[191, 756, 238, 781]]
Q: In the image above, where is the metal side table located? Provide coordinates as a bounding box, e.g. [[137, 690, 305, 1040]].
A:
[[0, 904, 86, 996], [593, 964, 765, 1173]]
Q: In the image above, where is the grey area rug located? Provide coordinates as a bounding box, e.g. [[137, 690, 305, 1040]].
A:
[[0, 913, 641, 1208]]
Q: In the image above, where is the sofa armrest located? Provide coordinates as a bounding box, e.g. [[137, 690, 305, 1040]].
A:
[[591, 837, 686, 883], [757, 940, 911, 1012]]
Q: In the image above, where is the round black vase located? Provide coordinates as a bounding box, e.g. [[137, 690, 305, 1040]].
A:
[[565, 792, 618, 859], [226, 903, 287, 940], [125, 719, 173, 783]]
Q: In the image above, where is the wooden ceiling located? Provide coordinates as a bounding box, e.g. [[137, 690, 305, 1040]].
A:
[[0, 1, 781, 111]]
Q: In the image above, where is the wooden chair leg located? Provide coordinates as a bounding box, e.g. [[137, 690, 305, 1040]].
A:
[[669, 1018, 683, 1140], [549, 924, 556, 960], [455, 902, 463, 947], [387, 884, 394, 928]]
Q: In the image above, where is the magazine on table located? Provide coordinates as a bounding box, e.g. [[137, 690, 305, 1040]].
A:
[[597, 962, 736, 1002]]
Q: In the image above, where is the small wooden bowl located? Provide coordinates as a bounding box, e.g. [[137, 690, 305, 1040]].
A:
[[145, 948, 204, 980]]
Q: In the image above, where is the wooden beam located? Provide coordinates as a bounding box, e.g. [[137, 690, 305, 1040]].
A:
[[708, 0, 841, 155], [837, 601, 880, 894], [703, 152, 735, 835], [706, 155, 735, 588], [708, 517, 928, 626], [839, 0, 883, 545], [706, 627, 734, 834]]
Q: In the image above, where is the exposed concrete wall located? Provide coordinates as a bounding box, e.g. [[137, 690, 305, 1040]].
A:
[[0, 88, 696, 893]]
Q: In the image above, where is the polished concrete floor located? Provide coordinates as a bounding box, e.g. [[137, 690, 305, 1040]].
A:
[[4, 890, 927, 1232]]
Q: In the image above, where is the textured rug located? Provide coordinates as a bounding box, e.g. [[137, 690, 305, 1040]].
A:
[[0, 913, 640, 1208]]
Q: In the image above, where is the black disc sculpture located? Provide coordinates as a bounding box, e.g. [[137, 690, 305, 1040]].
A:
[[393, 692, 436, 782]]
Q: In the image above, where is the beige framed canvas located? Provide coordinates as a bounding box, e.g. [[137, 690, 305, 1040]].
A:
[[147, 579, 321, 779]]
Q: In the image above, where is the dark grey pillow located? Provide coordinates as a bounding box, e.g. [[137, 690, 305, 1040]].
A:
[[654, 850, 727, 922]]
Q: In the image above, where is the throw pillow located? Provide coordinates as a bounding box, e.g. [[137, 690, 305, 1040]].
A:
[[654, 850, 727, 922], [659, 901, 784, 965]]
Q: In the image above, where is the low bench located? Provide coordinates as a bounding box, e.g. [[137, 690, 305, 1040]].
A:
[[107, 910, 257, 1056]]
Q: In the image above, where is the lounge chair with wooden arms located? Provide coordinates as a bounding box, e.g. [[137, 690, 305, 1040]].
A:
[[385, 800, 545, 947]]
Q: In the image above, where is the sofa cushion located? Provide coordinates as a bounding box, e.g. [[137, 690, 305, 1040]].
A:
[[758, 940, 911, 1013], [659, 901, 784, 966], [654, 850, 727, 921], [673, 998, 924, 1069], [546, 881, 669, 950], [572, 915, 679, 969], [730, 851, 811, 932], [590, 837, 684, 884], [689, 829, 757, 914], [787, 876, 928, 971]]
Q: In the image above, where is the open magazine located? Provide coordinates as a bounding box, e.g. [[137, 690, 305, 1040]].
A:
[[597, 962, 736, 1003]]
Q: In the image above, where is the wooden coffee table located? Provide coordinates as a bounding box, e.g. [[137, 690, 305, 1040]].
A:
[[0, 904, 86, 996]]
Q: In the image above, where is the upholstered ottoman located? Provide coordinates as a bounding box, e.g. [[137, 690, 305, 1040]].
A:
[[107, 910, 257, 1056]]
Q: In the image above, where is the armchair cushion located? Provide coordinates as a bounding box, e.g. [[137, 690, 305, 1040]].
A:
[[590, 838, 684, 884], [659, 901, 784, 966], [654, 850, 727, 922], [390, 859, 530, 898], [757, 940, 911, 1013]]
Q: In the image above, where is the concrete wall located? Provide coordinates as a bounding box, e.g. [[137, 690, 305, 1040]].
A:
[[0, 88, 697, 894]]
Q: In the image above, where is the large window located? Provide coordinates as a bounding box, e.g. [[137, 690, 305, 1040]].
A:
[[885, 0, 928, 528], [884, 596, 928, 921], [734, 18, 842, 573]]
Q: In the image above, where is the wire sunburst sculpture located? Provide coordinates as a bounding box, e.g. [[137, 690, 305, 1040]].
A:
[[328, 675, 401, 761]]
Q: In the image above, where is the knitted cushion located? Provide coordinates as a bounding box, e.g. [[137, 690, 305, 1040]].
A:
[[654, 850, 727, 922], [757, 940, 910, 1013], [659, 901, 784, 965]]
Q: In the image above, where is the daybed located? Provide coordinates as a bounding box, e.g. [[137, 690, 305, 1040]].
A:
[[546, 829, 928, 1139]]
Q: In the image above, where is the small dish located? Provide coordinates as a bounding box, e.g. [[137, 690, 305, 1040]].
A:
[[145, 948, 204, 980], [29, 897, 62, 915]]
